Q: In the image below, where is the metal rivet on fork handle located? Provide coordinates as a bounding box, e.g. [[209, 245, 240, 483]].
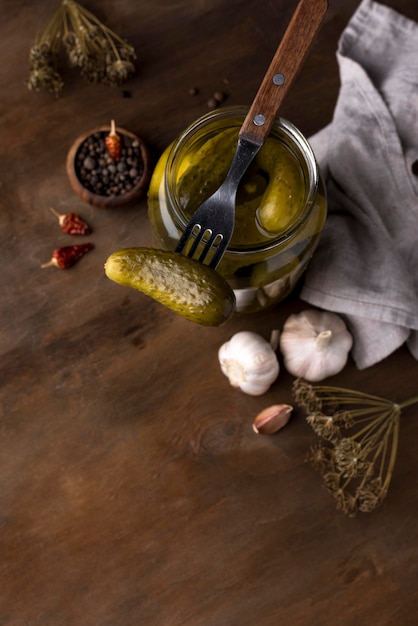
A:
[[253, 114, 265, 126], [253, 73, 285, 126], [273, 73, 285, 85]]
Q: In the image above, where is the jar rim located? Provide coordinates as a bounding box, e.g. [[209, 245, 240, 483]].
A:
[[165, 105, 319, 256]]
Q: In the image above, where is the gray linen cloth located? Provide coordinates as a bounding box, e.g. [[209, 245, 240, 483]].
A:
[[301, 0, 418, 369]]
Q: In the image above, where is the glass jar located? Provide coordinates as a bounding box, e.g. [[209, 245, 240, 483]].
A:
[[147, 106, 327, 314]]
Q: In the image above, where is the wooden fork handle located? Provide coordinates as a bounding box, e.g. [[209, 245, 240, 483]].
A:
[[240, 0, 328, 145]]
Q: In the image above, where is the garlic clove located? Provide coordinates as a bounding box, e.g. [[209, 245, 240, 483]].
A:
[[252, 404, 293, 435]]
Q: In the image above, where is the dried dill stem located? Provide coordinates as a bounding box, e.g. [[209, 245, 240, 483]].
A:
[[26, 0, 136, 95], [292, 378, 418, 517]]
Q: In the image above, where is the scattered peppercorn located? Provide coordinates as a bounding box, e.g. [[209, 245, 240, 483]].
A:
[[49, 207, 91, 235], [213, 90, 225, 103], [207, 90, 227, 109], [188, 86, 199, 96], [207, 96, 219, 109], [74, 131, 145, 198], [41, 243, 94, 269], [105, 120, 122, 162]]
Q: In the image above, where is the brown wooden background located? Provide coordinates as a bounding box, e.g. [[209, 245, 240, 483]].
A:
[[1, 1, 418, 624]]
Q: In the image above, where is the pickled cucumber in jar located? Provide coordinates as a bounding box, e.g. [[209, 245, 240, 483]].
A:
[[175, 128, 306, 247]]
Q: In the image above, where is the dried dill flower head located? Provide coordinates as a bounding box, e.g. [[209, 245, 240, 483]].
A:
[[293, 378, 418, 517], [26, 0, 136, 95]]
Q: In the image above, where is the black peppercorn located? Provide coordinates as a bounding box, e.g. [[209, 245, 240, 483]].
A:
[[74, 132, 144, 197]]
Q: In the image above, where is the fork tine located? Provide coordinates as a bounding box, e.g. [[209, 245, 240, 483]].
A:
[[207, 238, 227, 269], [176, 220, 227, 269], [187, 226, 206, 258], [186, 227, 216, 262], [197, 231, 222, 264], [176, 222, 199, 255]]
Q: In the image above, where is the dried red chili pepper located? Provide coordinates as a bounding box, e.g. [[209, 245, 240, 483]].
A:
[[41, 243, 94, 269], [105, 119, 122, 161], [49, 207, 91, 235]]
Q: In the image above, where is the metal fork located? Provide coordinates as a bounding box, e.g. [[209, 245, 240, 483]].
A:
[[175, 0, 328, 269]]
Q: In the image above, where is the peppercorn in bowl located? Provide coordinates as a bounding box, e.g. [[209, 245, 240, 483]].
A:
[[66, 122, 151, 208]]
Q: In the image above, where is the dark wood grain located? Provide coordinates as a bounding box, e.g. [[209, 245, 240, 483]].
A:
[[1, 1, 418, 625]]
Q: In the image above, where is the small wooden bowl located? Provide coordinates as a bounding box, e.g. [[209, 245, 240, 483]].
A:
[[66, 125, 151, 208]]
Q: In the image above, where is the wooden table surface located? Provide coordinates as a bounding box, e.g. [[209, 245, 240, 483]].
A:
[[1, 1, 418, 624]]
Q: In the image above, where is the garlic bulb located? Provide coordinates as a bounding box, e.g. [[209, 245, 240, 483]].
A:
[[218, 331, 280, 396], [279, 309, 353, 382]]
